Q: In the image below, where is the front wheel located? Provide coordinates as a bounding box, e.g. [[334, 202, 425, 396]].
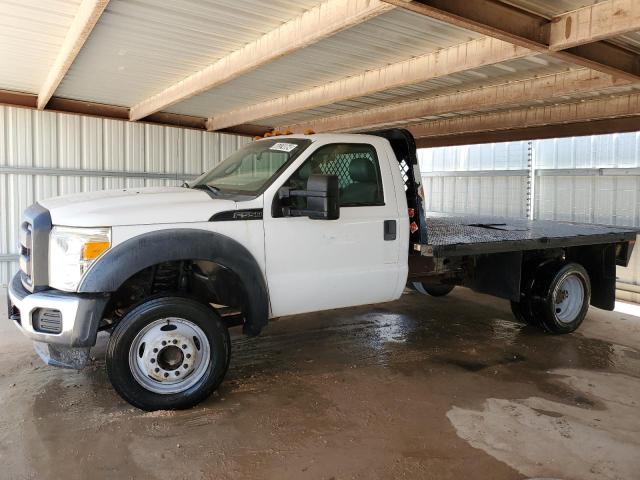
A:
[[106, 296, 230, 411]]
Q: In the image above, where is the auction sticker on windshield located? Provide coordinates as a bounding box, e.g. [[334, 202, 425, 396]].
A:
[[270, 143, 298, 153]]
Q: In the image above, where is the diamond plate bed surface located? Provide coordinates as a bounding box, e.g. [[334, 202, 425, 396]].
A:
[[424, 214, 638, 256]]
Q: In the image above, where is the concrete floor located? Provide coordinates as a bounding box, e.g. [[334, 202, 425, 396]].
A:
[[1, 287, 639, 480]]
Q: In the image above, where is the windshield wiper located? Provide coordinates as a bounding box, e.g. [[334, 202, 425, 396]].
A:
[[191, 184, 221, 196]]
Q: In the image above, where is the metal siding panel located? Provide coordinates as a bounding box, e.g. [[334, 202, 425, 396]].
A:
[[467, 177, 481, 215], [614, 132, 639, 168], [82, 116, 103, 170], [556, 138, 573, 169], [572, 176, 593, 224], [58, 114, 82, 169], [468, 145, 483, 171], [0, 108, 248, 285], [164, 127, 183, 174], [33, 110, 58, 168], [442, 177, 455, 213], [125, 122, 145, 173], [104, 177, 126, 190], [454, 177, 467, 214], [184, 130, 202, 175], [574, 136, 592, 169], [104, 119, 126, 172], [0, 174, 8, 256], [7, 108, 33, 167], [145, 125, 165, 174], [593, 135, 614, 168]]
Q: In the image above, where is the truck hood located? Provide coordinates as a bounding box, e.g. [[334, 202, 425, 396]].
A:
[[39, 187, 239, 227]]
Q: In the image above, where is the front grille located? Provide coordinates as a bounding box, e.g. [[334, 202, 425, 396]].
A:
[[19, 221, 33, 287], [19, 204, 52, 292], [32, 308, 62, 334], [6, 297, 20, 325]]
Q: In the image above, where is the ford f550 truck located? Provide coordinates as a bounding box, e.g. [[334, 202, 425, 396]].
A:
[[8, 129, 638, 410]]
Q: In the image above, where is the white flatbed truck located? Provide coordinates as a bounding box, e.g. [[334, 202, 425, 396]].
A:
[[8, 129, 637, 410]]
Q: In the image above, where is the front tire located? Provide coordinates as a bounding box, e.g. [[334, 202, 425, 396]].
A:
[[106, 296, 230, 411]]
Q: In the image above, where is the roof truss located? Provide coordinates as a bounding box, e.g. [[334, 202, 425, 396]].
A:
[[280, 68, 632, 133], [409, 91, 640, 140], [206, 37, 531, 131], [204, 0, 640, 134], [37, 0, 109, 110], [383, 0, 640, 81], [128, 0, 394, 121]]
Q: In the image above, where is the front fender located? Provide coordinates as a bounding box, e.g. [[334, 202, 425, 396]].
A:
[[78, 229, 269, 334]]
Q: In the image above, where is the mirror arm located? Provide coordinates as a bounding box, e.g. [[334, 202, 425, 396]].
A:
[[278, 188, 331, 199], [284, 207, 332, 219]]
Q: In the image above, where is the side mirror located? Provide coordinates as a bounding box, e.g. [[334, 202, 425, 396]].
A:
[[306, 174, 340, 220], [276, 174, 340, 220]]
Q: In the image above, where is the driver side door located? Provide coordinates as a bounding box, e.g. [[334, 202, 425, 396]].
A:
[[263, 140, 404, 317]]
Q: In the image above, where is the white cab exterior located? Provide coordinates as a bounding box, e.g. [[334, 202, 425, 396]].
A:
[[35, 133, 411, 318]]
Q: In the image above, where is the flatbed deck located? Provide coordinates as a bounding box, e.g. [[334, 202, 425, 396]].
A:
[[423, 214, 638, 257]]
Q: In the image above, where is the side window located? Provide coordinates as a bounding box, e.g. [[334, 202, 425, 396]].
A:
[[285, 143, 384, 207]]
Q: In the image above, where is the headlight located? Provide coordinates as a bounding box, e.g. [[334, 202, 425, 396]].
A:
[[49, 226, 111, 291]]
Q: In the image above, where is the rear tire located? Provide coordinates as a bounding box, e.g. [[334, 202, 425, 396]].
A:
[[411, 282, 455, 297], [510, 300, 538, 326], [532, 263, 591, 334], [106, 296, 230, 411]]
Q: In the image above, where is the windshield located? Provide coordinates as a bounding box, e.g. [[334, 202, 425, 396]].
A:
[[189, 138, 312, 195]]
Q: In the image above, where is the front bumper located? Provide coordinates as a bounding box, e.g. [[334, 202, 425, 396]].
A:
[[7, 272, 108, 368]]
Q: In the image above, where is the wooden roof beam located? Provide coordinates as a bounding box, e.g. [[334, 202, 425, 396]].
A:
[[414, 116, 640, 148], [383, 0, 640, 82], [550, 0, 640, 51], [409, 91, 640, 139], [281, 68, 632, 133], [206, 37, 531, 131], [37, 0, 109, 110], [129, 0, 394, 121]]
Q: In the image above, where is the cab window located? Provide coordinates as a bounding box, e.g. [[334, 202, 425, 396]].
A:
[[285, 143, 384, 207]]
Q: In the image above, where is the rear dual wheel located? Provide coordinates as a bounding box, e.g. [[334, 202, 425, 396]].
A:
[[106, 296, 230, 411], [410, 282, 455, 297], [511, 262, 591, 334]]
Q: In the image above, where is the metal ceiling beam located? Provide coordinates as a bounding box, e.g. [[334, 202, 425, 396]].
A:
[[37, 0, 109, 110], [206, 37, 531, 131], [280, 68, 631, 133], [128, 0, 394, 122], [409, 91, 640, 139], [383, 0, 640, 82]]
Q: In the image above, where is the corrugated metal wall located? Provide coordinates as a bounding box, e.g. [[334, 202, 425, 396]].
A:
[[419, 141, 530, 218], [0, 106, 250, 285], [419, 132, 640, 303]]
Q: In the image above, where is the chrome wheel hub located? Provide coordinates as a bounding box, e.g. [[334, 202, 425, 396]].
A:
[[129, 318, 210, 394], [553, 274, 584, 324]]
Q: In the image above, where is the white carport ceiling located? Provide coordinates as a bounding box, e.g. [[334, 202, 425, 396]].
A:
[[0, 0, 80, 93], [55, 0, 324, 107], [0, 0, 639, 143]]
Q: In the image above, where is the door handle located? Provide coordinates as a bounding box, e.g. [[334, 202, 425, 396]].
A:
[[384, 220, 397, 241]]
